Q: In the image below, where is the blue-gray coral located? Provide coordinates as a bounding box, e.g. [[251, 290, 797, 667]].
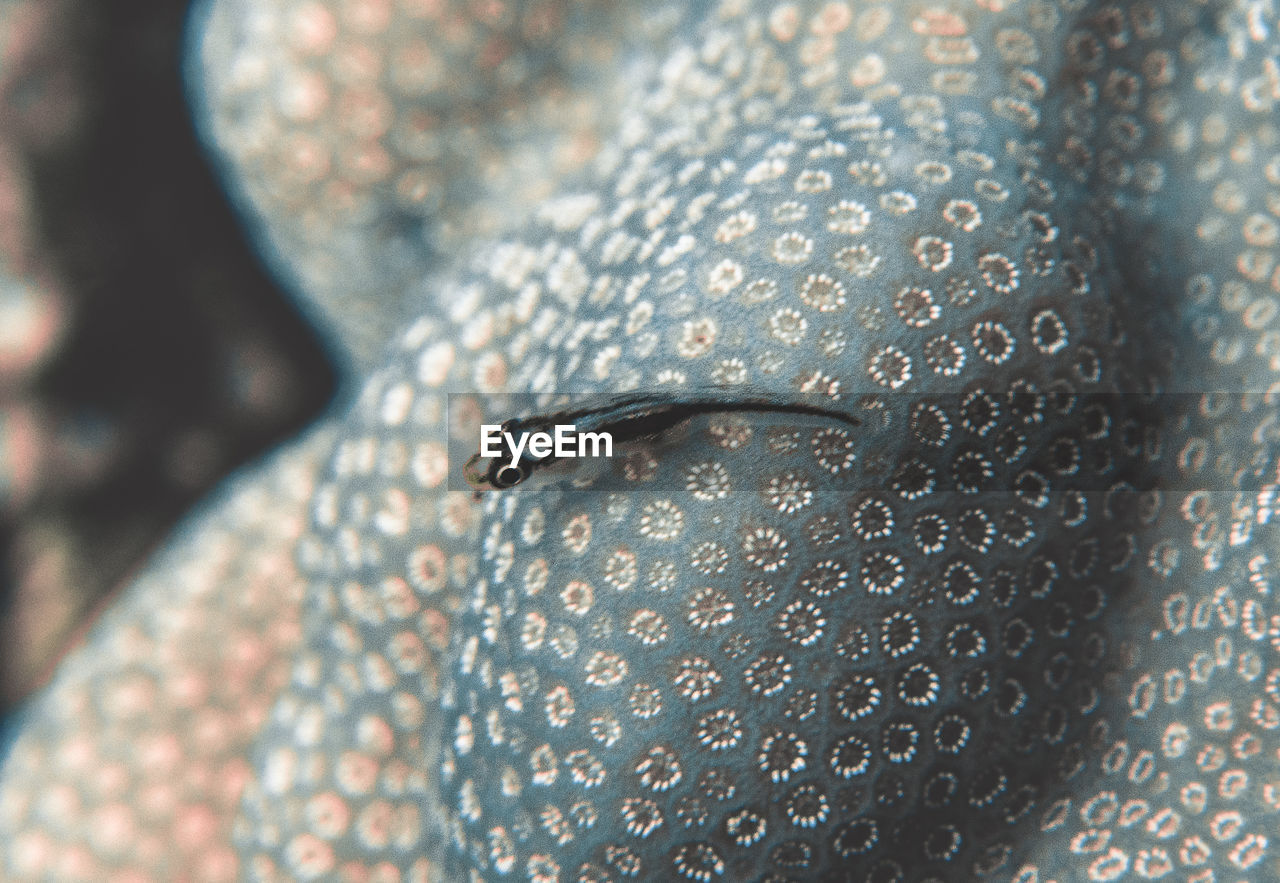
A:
[[4, 0, 1280, 880]]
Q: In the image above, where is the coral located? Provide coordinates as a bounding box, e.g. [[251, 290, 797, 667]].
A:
[[3, 0, 1280, 880], [0, 0, 333, 702]]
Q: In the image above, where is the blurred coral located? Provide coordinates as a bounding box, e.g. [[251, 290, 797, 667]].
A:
[[0, 0, 333, 707]]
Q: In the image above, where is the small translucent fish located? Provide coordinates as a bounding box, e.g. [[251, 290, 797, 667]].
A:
[[464, 393, 860, 490]]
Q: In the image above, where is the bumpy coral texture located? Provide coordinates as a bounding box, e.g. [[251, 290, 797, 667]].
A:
[[4, 0, 1280, 881]]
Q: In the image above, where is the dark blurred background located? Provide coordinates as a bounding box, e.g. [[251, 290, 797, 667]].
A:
[[0, 0, 335, 725]]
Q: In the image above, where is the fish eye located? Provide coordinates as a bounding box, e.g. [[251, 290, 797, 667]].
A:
[[492, 462, 529, 488]]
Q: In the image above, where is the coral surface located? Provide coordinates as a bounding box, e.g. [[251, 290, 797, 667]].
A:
[[2, 0, 1279, 880]]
